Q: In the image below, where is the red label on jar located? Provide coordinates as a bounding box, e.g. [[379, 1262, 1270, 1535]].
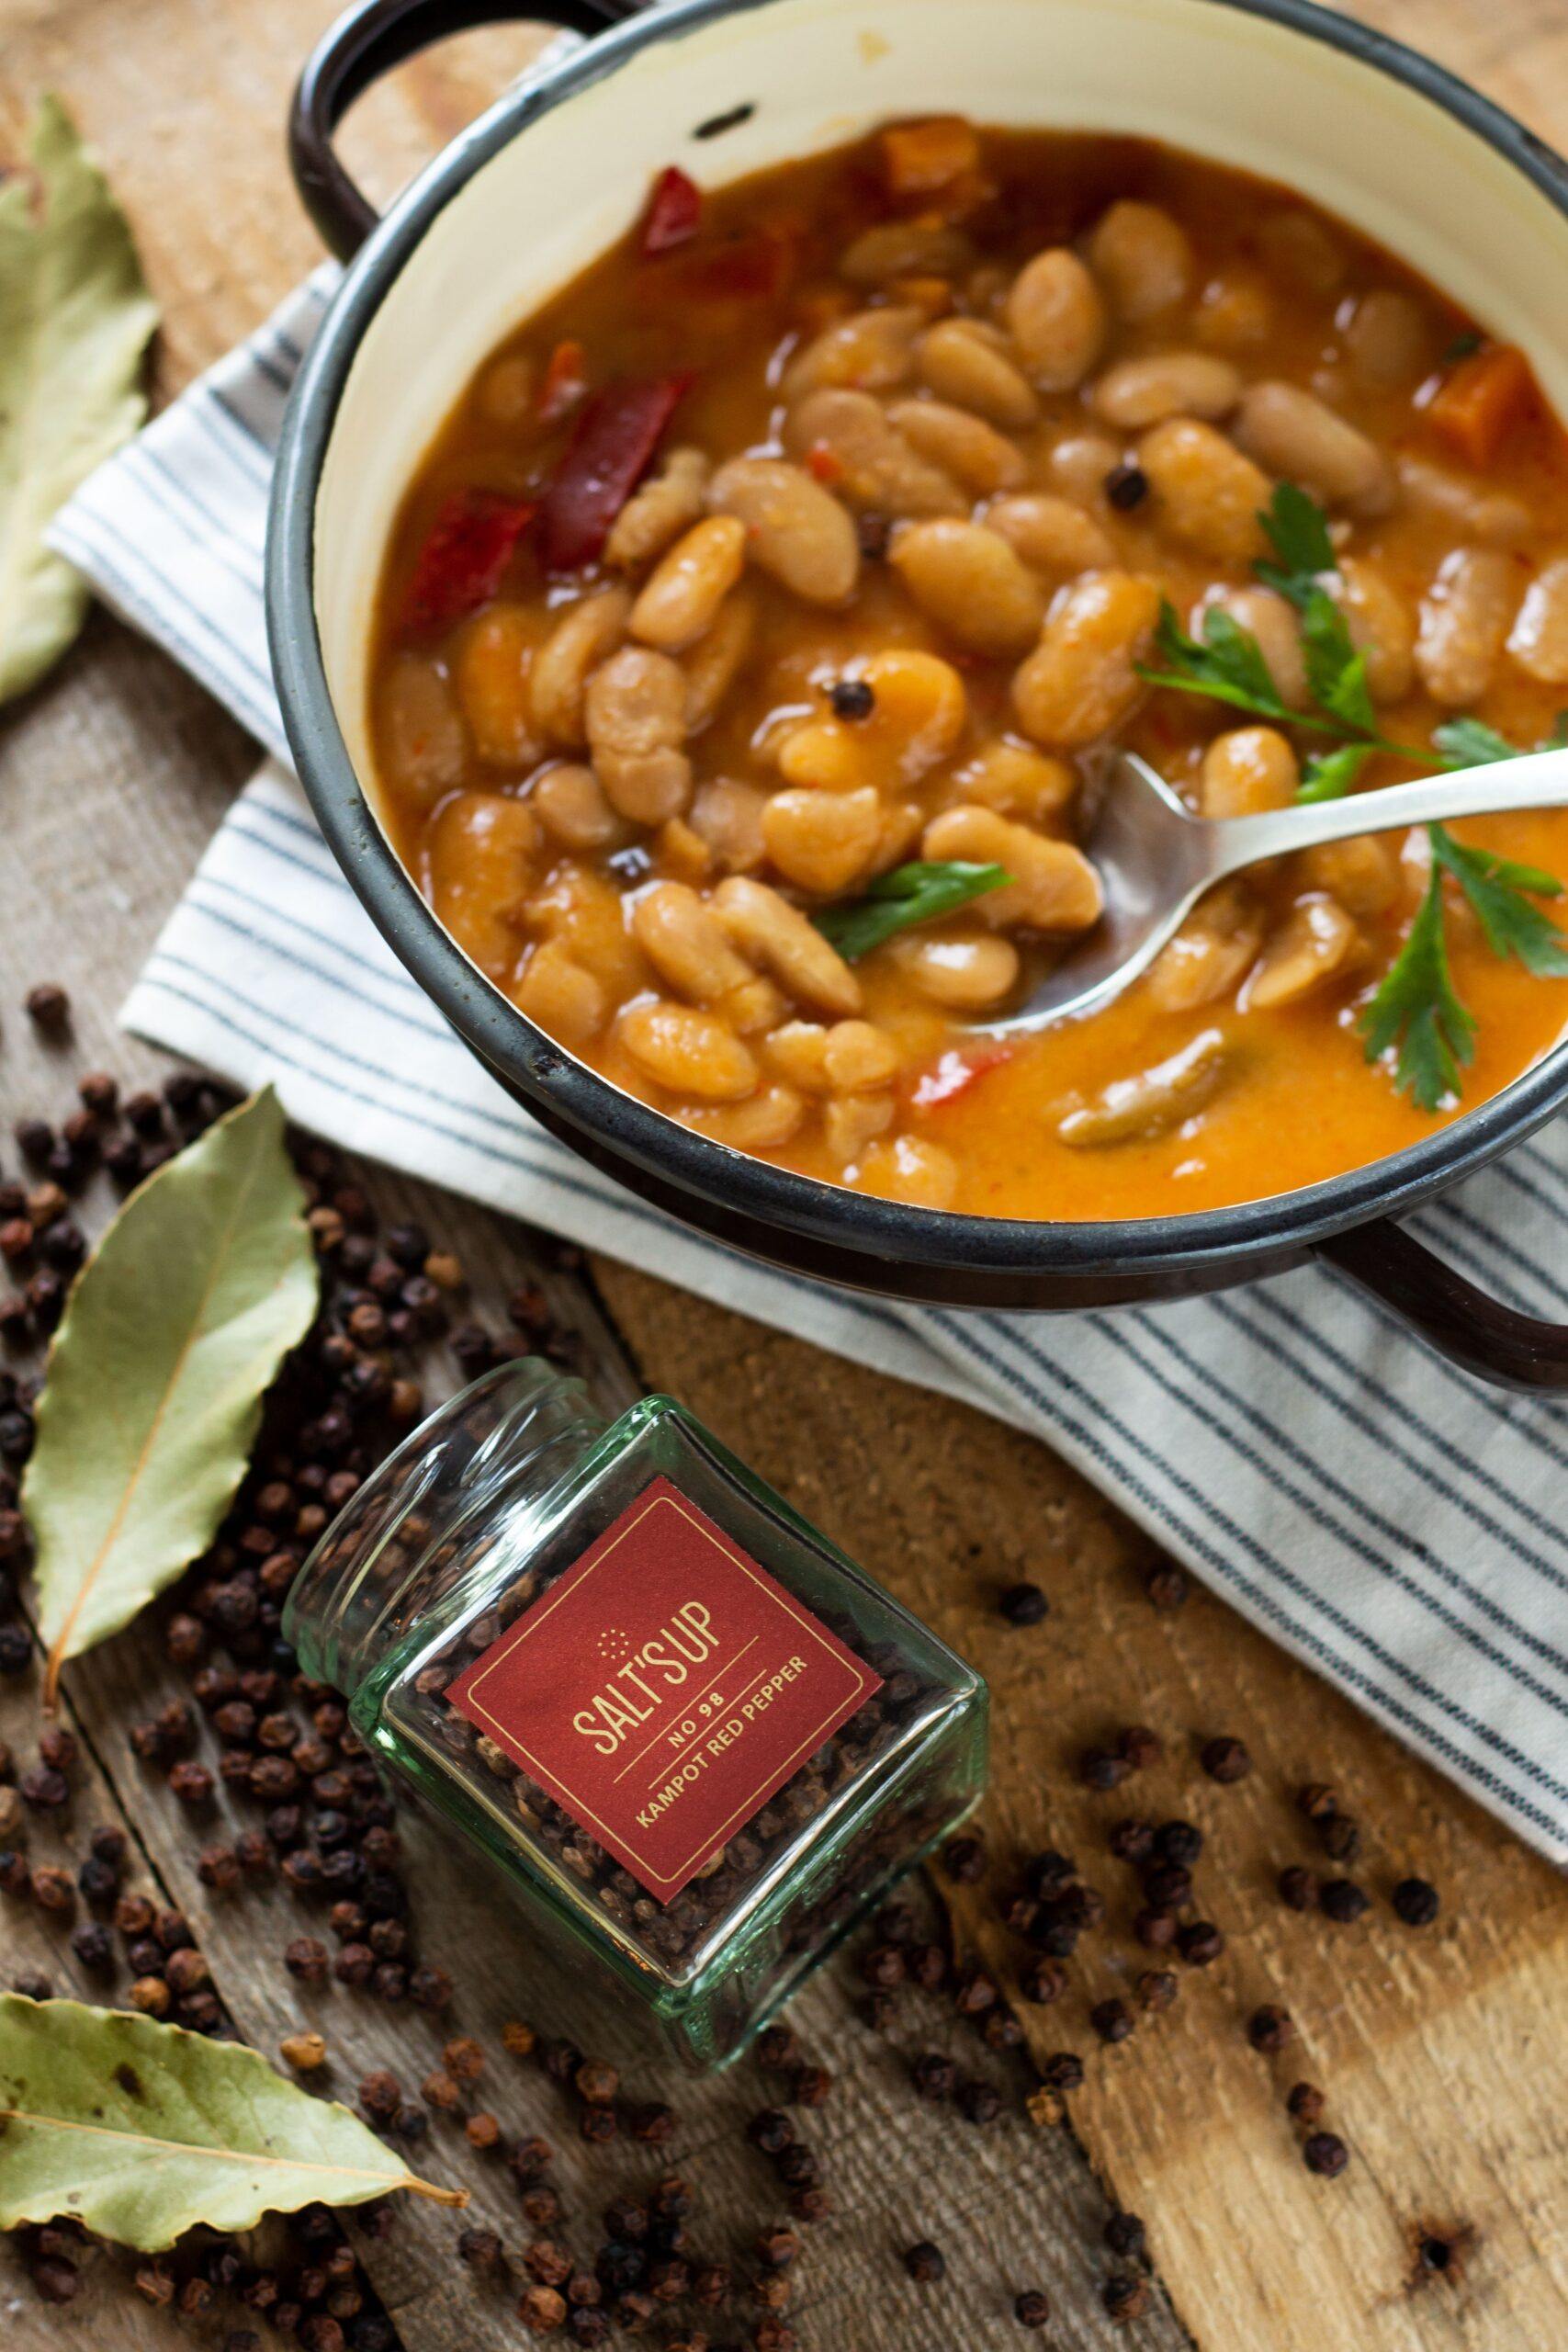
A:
[[444, 1476, 881, 1904]]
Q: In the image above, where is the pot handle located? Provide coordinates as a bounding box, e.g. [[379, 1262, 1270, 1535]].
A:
[[290, 0, 630, 261], [1317, 1218, 1568, 1392]]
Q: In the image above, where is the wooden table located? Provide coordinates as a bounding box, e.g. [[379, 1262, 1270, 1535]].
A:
[[2, 4, 1567, 2346]]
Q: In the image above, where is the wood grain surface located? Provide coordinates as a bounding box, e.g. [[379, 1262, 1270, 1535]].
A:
[[1, 1, 1565, 2347]]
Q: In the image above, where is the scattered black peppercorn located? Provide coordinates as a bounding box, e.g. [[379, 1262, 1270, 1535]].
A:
[[1200, 1735, 1252, 1783], [24, 984, 70, 1033], [1247, 2003, 1294, 2053], [1013, 2289, 1051, 2328], [1104, 2211, 1145, 2262], [1286, 2081, 1325, 2124], [1153, 1819, 1202, 1869], [998, 1581, 1049, 1626], [1176, 1920, 1224, 1965], [957, 2078, 1002, 2125], [829, 678, 875, 720], [1104, 463, 1149, 511], [903, 2241, 946, 2283], [1102, 2271, 1150, 2322], [1318, 1811, 1361, 1862], [910, 2051, 958, 2100], [1277, 1865, 1321, 1912], [1303, 2131, 1349, 2177], [1090, 1997, 1134, 2044], [1320, 1878, 1370, 1924], [942, 1829, 987, 1883], [1391, 1875, 1440, 1928], [1108, 1818, 1156, 1865]]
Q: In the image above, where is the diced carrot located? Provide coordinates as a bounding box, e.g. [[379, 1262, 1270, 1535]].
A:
[[880, 116, 981, 198], [806, 443, 844, 486], [1427, 342, 1536, 469], [536, 339, 588, 425]]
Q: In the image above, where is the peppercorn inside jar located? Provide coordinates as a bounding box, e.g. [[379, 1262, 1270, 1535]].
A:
[[284, 1361, 987, 2068]]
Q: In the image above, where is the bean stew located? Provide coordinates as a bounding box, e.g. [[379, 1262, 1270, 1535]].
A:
[[368, 121, 1568, 1220]]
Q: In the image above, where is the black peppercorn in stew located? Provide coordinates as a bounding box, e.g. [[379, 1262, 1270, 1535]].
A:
[[369, 121, 1568, 1219]]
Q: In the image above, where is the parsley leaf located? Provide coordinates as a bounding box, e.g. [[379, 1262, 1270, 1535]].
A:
[[814, 861, 1010, 961], [1358, 865, 1477, 1111], [1434, 712, 1568, 767], [1258, 480, 1337, 587], [1431, 716, 1525, 768], [1297, 742, 1375, 802], [1137, 600, 1296, 721], [1429, 825, 1568, 974], [1299, 589, 1378, 732]]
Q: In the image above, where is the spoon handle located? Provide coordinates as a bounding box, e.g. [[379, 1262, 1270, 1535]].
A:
[[1210, 747, 1568, 876]]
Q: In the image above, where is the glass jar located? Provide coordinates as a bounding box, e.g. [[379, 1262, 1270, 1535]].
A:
[[285, 1361, 987, 2069]]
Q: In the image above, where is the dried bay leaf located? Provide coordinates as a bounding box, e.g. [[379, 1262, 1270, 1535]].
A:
[[0, 95, 159, 704], [24, 1087, 319, 1702], [0, 1996, 466, 2246]]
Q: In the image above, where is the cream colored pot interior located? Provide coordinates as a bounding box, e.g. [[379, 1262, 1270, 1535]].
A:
[[314, 0, 1568, 798]]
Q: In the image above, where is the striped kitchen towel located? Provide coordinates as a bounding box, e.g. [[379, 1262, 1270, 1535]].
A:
[[50, 263, 1568, 1864]]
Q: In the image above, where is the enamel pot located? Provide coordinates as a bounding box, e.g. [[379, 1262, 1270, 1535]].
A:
[[268, 0, 1568, 1385]]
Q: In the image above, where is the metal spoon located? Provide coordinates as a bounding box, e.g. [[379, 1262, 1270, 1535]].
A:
[[984, 745, 1568, 1035]]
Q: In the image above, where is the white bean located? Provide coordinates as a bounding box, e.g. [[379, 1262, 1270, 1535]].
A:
[[1091, 351, 1240, 430], [1011, 570, 1161, 748], [761, 786, 882, 896], [708, 457, 860, 604], [1334, 557, 1416, 705], [1508, 557, 1568, 684], [377, 653, 467, 808], [1138, 417, 1271, 563], [1006, 249, 1106, 390], [1086, 200, 1193, 321], [712, 876, 863, 1015], [584, 645, 691, 823], [1415, 548, 1517, 707], [604, 448, 710, 572], [530, 586, 631, 745], [628, 516, 747, 652], [841, 221, 975, 286], [1235, 380, 1393, 515], [921, 805, 1102, 931], [1245, 897, 1359, 1009], [530, 761, 623, 851], [889, 519, 1046, 655], [917, 319, 1038, 426], [784, 388, 965, 518], [887, 397, 1026, 494], [1396, 454, 1529, 548], [782, 305, 925, 400], [618, 1001, 759, 1102], [986, 494, 1116, 577]]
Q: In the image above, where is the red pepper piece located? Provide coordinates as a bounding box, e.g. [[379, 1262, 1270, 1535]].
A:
[[908, 1044, 1017, 1111], [658, 224, 797, 307], [400, 491, 535, 635], [538, 374, 691, 574], [639, 164, 703, 256]]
